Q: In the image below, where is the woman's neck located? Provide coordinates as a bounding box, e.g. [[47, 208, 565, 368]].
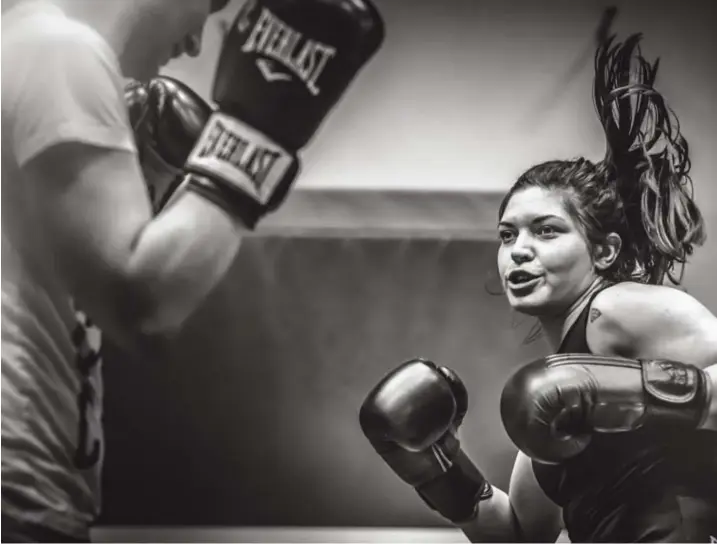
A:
[[538, 277, 608, 351]]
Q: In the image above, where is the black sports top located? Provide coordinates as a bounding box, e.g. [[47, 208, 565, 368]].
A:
[[531, 284, 717, 542]]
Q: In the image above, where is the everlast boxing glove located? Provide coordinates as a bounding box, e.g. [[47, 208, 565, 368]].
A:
[[180, 0, 384, 228], [360, 359, 493, 523], [125, 77, 213, 212], [500, 353, 713, 464]]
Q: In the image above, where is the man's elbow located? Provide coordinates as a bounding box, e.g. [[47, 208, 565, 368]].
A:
[[111, 283, 191, 357]]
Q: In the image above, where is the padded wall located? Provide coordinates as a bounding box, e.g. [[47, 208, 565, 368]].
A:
[[100, 235, 548, 527]]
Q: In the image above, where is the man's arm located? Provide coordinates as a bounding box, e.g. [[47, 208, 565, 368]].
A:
[[10, 0, 385, 356], [24, 142, 244, 352], [6, 27, 245, 354]]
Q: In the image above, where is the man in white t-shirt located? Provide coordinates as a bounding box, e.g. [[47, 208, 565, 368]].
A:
[[1, 1, 236, 541], [2, 0, 385, 540]]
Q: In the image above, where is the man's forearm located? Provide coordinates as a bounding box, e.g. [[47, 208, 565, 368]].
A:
[[114, 191, 244, 347]]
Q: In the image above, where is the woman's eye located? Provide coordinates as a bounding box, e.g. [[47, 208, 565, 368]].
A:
[[499, 230, 515, 243], [536, 225, 557, 237]]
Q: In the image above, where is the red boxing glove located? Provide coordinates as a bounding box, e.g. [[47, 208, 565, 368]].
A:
[[500, 353, 712, 465]]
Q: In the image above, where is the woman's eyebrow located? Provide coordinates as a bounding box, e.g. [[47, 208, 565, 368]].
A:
[[498, 214, 563, 227]]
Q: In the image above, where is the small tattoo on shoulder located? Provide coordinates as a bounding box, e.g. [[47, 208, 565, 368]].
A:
[[589, 308, 602, 323]]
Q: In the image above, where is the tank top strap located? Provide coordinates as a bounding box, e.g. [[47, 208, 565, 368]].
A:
[[557, 283, 614, 354]]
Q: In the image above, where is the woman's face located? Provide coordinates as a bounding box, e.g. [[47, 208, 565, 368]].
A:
[[496, 186, 599, 316]]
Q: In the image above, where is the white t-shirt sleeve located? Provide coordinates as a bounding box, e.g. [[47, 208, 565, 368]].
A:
[[4, 25, 136, 168]]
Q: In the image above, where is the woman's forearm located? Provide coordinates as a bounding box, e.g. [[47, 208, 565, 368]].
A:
[[456, 487, 525, 543], [699, 364, 717, 431]]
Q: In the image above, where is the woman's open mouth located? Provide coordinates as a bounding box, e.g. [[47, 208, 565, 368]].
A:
[[507, 270, 543, 293]]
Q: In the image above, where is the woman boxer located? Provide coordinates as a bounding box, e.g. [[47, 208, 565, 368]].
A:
[[361, 27, 716, 543], [493, 29, 717, 541]]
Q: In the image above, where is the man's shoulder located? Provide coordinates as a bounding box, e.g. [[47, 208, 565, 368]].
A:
[[2, 2, 124, 116], [3, 3, 111, 64], [2, 3, 131, 170]]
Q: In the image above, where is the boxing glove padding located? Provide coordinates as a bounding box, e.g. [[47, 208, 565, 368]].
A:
[[182, 0, 384, 228], [360, 359, 492, 523], [438, 365, 469, 428], [126, 77, 212, 168], [213, 0, 385, 150], [125, 77, 213, 212], [360, 359, 460, 452], [500, 353, 712, 465]]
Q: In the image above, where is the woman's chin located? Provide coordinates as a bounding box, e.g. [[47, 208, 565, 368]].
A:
[[509, 302, 546, 317], [506, 291, 550, 316]]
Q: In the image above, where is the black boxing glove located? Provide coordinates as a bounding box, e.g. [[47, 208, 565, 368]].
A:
[[180, 0, 385, 228], [360, 359, 493, 524], [500, 353, 713, 465], [125, 77, 213, 212]]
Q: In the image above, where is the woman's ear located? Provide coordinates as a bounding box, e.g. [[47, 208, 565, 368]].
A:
[[594, 232, 622, 270]]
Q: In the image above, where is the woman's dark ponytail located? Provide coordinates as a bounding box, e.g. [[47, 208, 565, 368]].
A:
[[593, 28, 705, 285]]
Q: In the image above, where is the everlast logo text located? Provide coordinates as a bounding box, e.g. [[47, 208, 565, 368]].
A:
[[241, 8, 336, 96], [187, 113, 292, 205], [198, 120, 281, 191]]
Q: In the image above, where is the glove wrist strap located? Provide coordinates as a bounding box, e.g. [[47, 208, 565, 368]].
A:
[[184, 112, 298, 226], [185, 175, 264, 229], [642, 359, 711, 430], [416, 449, 492, 524]]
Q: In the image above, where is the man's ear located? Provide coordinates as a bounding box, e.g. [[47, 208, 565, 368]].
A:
[[594, 232, 622, 270]]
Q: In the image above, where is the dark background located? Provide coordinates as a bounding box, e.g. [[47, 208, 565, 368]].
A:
[[100, 234, 546, 527]]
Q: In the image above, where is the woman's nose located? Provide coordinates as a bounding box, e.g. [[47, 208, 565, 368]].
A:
[[511, 233, 534, 264]]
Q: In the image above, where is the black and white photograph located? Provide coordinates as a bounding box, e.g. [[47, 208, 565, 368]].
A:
[[2, 0, 716, 542]]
